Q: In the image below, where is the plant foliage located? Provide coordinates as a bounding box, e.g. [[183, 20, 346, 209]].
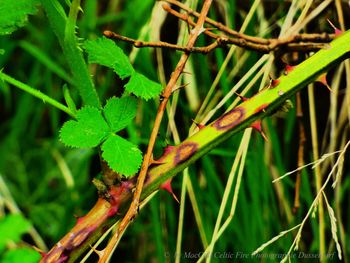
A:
[[84, 37, 162, 100], [0, 0, 40, 35], [0, 214, 31, 248], [60, 97, 142, 176]]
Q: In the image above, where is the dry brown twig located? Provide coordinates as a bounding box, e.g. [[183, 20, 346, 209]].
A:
[[97, 0, 214, 262], [104, 1, 335, 54]]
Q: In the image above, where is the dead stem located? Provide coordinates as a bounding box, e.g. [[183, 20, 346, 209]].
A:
[[105, 4, 334, 54], [293, 92, 305, 213]]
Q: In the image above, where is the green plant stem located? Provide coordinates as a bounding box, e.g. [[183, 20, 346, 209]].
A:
[[0, 72, 75, 117], [41, 30, 350, 263], [41, 0, 101, 108]]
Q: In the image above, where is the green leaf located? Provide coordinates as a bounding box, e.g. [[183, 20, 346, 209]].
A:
[[84, 37, 134, 79], [0, 215, 31, 249], [101, 135, 143, 176], [125, 72, 162, 100], [103, 97, 137, 133], [60, 106, 110, 148], [0, 0, 40, 35], [2, 248, 41, 263]]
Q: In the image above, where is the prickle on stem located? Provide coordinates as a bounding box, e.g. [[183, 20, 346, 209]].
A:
[[316, 73, 332, 92], [160, 178, 179, 203], [269, 77, 280, 88], [327, 19, 343, 36], [192, 119, 206, 130], [250, 120, 268, 141], [234, 91, 249, 101], [284, 64, 295, 75]]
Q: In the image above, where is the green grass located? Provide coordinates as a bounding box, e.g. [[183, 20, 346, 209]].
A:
[[0, 0, 349, 262]]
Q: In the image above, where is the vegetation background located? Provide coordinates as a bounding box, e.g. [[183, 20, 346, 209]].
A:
[[0, 0, 349, 262]]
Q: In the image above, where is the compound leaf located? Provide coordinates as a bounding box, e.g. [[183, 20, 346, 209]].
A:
[[60, 106, 110, 148], [0, 0, 40, 35], [125, 72, 162, 100], [103, 96, 137, 133], [84, 37, 134, 79], [101, 135, 142, 177]]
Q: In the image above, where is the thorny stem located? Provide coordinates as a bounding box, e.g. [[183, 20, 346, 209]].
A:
[[97, 1, 213, 262]]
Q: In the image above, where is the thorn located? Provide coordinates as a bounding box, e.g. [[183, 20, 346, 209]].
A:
[[149, 158, 165, 165], [32, 246, 46, 258], [172, 82, 190, 92], [270, 77, 280, 88], [192, 119, 205, 129], [251, 121, 268, 142], [192, 25, 206, 35], [234, 91, 249, 101], [90, 246, 104, 258], [204, 27, 216, 32], [317, 73, 332, 92], [284, 64, 295, 75], [327, 19, 343, 36], [181, 71, 192, 75], [160, 179, 179, 203], [74, 215, 84, 225]]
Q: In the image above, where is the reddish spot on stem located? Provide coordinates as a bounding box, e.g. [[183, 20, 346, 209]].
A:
[[108, 181, 131, 207], [271, 78, 280, 88], [255, 104, 269, 113], [234, 92, 249, 101], [192, 119, 206, 130], [284, 65, 295, 75], [163, 145, 175, 156], [107, 206, 119, 217], [74, 215, 85, 226], [156, 145, 176, 163], [213, 107, 245, 130], [174, 142, 198, 165]]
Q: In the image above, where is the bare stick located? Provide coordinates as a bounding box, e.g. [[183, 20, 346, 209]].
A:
[[163, 4, 334, 52], [104, 30, 221, 54], [164, 0, 335, 44]]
